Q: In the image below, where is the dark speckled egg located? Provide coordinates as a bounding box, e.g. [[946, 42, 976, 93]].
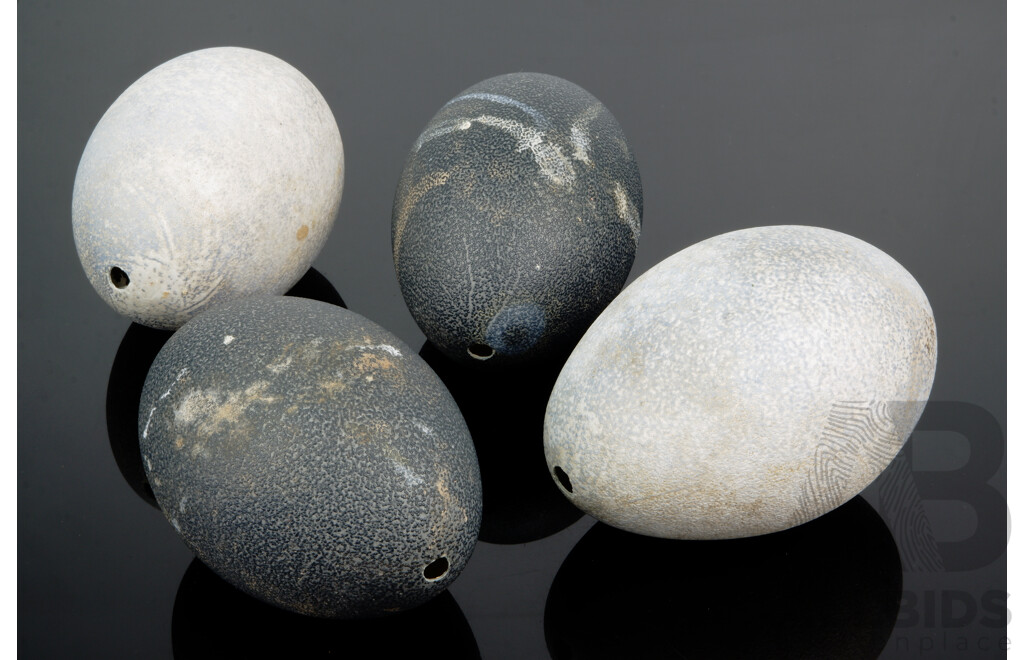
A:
[[393, 73, 642, 366], [138, 296, 482, 618]]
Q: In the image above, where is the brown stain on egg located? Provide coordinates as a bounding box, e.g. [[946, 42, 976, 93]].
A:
[[922, 314, 937, 358], [393, 171, 450, 259], [174, 380, 279, 459], [432, 465, 469, 531], [345, 419, 392, 445], [319, 380, 347, 397], [354, 352, 396, 373], [296, 225, 309, 240], [205, 381, 276, 433]]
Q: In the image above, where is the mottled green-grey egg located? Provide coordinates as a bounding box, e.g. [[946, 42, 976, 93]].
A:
[[544, 226, 937, 539], [139, 296, 481, 618], [73, 47, 344, 330], [392, 73, 642, 366]]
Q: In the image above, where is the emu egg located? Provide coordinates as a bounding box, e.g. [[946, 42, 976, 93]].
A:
[[544, 226, 937, 539], [73, 47, 344, 329], [392, 73, 642, 366], [139, 296, 481, 618]]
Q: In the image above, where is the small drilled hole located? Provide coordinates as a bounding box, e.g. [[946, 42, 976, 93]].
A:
[[553, 466, 573, 493], [110, 267, 130, 289], [467, 343, 495, 360], [423, 556, 449, 581]]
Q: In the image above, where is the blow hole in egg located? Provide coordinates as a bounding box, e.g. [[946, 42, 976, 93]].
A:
[[467, 343, 494, 360], [110, 267, 130, 289], [553, 466, 573, 493], [423, 557, 450, 581]]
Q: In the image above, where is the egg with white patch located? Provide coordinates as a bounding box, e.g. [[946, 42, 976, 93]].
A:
[[73, 47, 344, 330], [139, 296, 481, 618], [392, 73, 642, 365], [544, 226, 937, 539]]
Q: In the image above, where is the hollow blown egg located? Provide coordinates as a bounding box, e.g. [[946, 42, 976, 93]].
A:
[[544, 225, 937, 539], [392, 73, 642, 366], [73, 47, 344, 329], [139, 296, 481, 618]]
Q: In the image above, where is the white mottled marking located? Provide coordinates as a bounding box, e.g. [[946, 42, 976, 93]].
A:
[[569, 104, 602, 165], [143, 367, 189, 439], [443, 92, 550, 127], [142, 406, 158, 441], [414, 421, 435, 436], [570, 125, 591, 164], [174, 388, 220, 425], [414, 121, 469, 150], [392, 460, 424, 487], [349, 344, 402, 357], [612, 182, 641, 244], [266, 356, 292, 373], [416, 115, 576, 186], [223, 335, 235, 345]]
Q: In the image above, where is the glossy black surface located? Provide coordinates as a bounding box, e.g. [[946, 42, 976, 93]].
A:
[[419, 341, 584, 544], [172, 559, 481, 659], [546, 496, 903, 659], [19, 2, 1006, 658]]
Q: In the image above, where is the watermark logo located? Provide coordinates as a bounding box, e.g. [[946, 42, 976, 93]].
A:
[[870, 401, 1008, 655], [877, 401, 1007, 572]]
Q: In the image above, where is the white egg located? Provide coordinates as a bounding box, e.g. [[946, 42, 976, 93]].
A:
[[72, 47, 344, 329], [544, 225, 936, 539]]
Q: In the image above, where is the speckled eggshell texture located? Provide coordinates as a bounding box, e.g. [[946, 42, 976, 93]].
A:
[[73, 47, 344, 330], [544, 225, 937, 540], [392, 73, 642, 366], [139, 296, 481, 618]]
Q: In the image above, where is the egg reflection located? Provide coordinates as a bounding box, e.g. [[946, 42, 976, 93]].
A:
[[544, 496, 901, 659], [106, 323, 172, 508], [105, 268, 345, 509], [172, 558, 480, 659], [419, 341, 583, 544]]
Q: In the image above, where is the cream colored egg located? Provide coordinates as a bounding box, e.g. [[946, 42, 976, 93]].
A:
[[73, 47, 344, 329], [544, 226, 936, 539]]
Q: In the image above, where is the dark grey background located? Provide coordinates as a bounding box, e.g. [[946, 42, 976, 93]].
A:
[[19, 1, 1006, 658]]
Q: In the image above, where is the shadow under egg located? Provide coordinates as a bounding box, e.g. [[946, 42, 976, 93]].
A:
[[544, 496, 903, 659], [420, 341, 583, 544], [282, 266, 347, 309]]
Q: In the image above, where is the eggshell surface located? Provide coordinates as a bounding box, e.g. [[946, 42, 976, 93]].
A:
[[544, 225, 937, 539], [392, 73, 642, 365], [73, 47, 344, 329], [139, 296, 481, 618]]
